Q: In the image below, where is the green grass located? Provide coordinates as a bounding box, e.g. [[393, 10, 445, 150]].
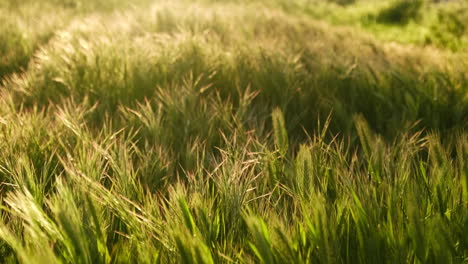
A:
[[0, 0, 467, 263], [282, 0, 468, 51]]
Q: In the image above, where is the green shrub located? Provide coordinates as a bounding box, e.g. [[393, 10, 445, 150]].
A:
[[328, 0, 356, 6], [377, 0, 424, 24], [425, 6, 467, 50]]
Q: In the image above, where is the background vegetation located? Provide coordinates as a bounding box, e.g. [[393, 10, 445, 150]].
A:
[[0, 0, 467, 263]]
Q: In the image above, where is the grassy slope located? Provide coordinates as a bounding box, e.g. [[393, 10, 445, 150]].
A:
[[281, 0, 468, 52], [0, 0, 467, 263]]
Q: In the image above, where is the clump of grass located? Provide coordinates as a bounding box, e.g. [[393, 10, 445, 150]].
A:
[[0, 4, 71, 82]]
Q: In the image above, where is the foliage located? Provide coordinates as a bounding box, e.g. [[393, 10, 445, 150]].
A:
[[376, 0, 424, 25]]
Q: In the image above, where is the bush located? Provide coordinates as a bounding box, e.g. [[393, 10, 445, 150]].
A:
[[377, 0, 424, 24], [328, 0, 356, 6], [425, 6, 467, 50]]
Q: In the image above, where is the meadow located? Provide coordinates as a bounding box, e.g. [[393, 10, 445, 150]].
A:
[[0, 0, 467, 263]]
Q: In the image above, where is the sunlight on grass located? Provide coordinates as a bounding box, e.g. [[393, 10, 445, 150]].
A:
[[0, 0, 467, 263]]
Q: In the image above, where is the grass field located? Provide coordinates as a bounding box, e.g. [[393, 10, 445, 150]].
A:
[[0, 0, 467, 263]]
